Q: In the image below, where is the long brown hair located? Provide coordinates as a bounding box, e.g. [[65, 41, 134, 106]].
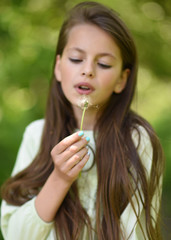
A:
[[1, 2, 164, 239]]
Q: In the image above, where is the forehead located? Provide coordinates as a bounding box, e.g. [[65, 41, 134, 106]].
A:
[[64, 23, 121, 58]]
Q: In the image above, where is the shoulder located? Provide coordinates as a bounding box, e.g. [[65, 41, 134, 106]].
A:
[[22, 119, 45, 157], [131, 125, 151, 148], [25, 119, 45, 134], [127, 111, 154, 152], [131, 124, 153, 157], [23, 119, 45, 141], [11, 119, 45, 176], [131, 125, 153, 178]]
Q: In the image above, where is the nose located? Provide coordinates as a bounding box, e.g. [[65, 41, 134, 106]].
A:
[[81, 61, 95, 78], [81, 72, 94, 78]]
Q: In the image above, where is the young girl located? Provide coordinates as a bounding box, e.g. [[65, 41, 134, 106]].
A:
[[1, 1, 164, 240]]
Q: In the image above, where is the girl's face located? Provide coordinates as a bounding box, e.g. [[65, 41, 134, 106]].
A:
[[55, 24, 129, 112]]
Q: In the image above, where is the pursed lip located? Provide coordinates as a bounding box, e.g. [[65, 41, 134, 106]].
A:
[[74, 82, 95, 95]]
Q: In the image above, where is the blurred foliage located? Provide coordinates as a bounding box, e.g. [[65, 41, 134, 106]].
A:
[[0, 0, 170, 239]]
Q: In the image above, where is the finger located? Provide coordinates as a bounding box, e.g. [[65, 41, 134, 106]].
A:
[[68, 152, 90, 178], [51, 131, 85, 156], [63, 147, 88, 171], [59, 137, 89, 163]]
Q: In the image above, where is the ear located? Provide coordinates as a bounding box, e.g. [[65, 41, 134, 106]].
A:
[[54, 55, 62, 82], [114, 68, 130, 94]]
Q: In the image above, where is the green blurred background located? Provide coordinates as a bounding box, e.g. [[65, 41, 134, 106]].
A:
[[0, 0, 170, 239]]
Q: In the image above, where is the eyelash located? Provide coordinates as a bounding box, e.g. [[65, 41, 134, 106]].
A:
[[98, 63, 111, 69], [69, 58, 112, 69], [69, 58, 82, 63]]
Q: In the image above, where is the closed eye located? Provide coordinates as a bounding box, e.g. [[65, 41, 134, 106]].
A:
[[98, 63, 112, 69], [69, 58, 82, 63]]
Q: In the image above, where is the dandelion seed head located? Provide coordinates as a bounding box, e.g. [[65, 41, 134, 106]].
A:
[[77, 95, 92, 109]]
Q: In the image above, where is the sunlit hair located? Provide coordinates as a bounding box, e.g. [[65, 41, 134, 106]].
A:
[[1, 2, 164, 239]]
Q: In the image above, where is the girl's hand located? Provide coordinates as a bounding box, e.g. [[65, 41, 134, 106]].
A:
[[51, 131, 90, 183], [35, 131, 90, 222]]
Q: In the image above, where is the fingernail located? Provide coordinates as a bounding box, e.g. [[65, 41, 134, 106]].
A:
[[78, 131, 84, 137], [86, 136, 90, 142]]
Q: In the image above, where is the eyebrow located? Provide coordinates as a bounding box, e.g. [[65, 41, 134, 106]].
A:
[[67, 47, 116, 59]]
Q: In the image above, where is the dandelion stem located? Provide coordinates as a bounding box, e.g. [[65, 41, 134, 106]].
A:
[[80, 101, 88, 131]]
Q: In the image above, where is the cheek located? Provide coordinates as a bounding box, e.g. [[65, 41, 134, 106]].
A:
[[61, 63, 77, 80], [99, 71, 119, 89], [60, 67, 71, 82]]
